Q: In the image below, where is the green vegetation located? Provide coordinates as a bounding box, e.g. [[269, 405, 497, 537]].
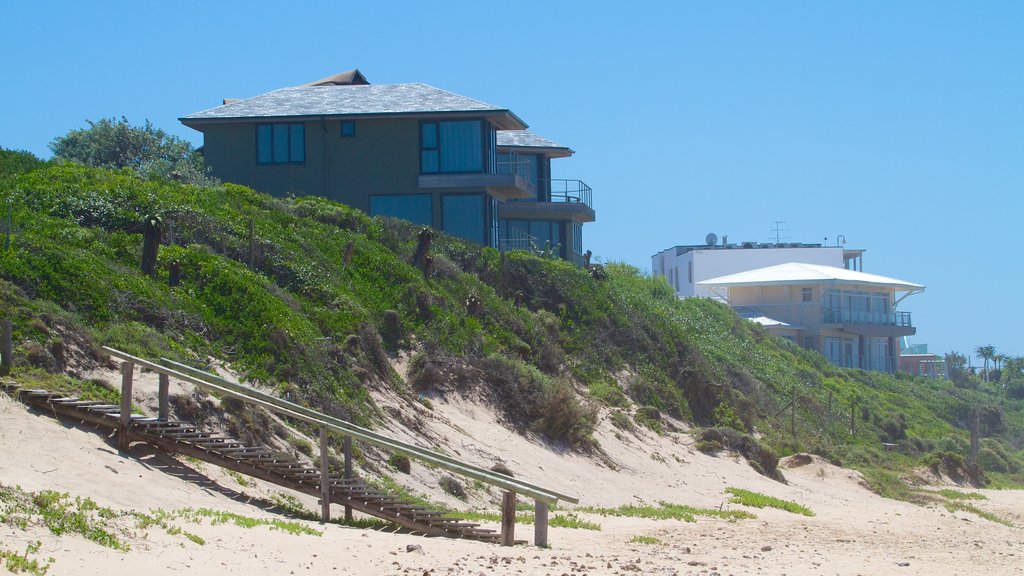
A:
[[0, 541, 53, 575], [49, 117, 216, 186], [937, 489, 986, 501], [725, 487, 815, 517], [458, 509, 600, 530], [550, 512, 601, 530], [629, 535, 664, 545], [0, 484, 325, 560], [2, 144, 1024, 493], [0, 487, 131, 551], [943, 501, 1013, 527], [580, 501, 755, 522]]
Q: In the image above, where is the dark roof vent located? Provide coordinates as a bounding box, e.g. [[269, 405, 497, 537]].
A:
[[305, 69, 370, 86]]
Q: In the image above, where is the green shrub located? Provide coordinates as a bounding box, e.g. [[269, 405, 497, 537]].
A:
[[697, 427, 782, 481], [287, 436, 313, 457], [387, 453, 411, 474]]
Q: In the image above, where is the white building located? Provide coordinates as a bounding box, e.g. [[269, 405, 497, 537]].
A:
[[651, 238, 865, 298], [697, 263, 924, 373]]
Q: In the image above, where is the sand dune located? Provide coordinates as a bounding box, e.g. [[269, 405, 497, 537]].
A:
[[2, 387, 1022, 576]]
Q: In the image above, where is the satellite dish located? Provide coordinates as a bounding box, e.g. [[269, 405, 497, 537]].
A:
[[705, 232, 718, 247]]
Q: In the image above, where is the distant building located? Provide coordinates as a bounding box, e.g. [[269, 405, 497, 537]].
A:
[[899, 341, 948, 378], [180, 70, 594, 264], [651, 239, 864, 298], [698, 262, 924, 373]]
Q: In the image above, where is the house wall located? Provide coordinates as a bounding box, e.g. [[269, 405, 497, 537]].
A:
[[651, 247, 843, 298], [201, 117, 498, 239], [727, 282, 903, 372]]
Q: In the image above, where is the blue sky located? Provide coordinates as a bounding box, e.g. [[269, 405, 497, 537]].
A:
[[2, 1, 1021, 359]]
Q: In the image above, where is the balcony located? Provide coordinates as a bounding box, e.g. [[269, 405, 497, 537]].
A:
[[418, 172, 535, 200], [499, 179, 596, 223], [822, 309, 915, 337], [544, 179, 593, 208], [822, 309, 912, 326]]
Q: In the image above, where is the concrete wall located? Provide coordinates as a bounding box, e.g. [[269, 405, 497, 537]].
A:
[[651, 246, 844, 298]]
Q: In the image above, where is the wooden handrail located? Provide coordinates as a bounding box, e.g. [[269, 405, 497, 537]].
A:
[[100, 347, 578, 505]]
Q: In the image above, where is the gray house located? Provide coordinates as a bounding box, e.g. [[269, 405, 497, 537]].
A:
[[180, 70, 594, 264]]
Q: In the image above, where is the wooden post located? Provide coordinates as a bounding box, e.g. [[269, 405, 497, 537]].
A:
[[158, 373, 169, 421], [118, 361, 134, 452], [790, 383, 797, 439], [0, 319, 12, 376], [319, 427, 331, 523], [969, 408, 981, 470], [343, 435, 353, 521], [534, 499, 548, 548], [500, 491, 516, 546]]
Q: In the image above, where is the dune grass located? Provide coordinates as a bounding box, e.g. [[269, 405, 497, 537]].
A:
[[937, 489, 986, 501], [943, 501, 1013, 527], [725, 487, 814, 517], [579, 501, 755, 522], [629, 535, 664, 545]]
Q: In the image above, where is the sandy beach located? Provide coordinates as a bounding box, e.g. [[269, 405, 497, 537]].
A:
[[2, 386, 1022, 576]]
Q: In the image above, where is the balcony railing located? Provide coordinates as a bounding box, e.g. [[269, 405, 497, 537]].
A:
[[497, 226, 538, 253], [545, 179, 592, 208], [822, 309, 912, 327], [494, 151, 532, 181]]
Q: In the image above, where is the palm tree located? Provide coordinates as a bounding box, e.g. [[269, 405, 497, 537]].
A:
[[975, 345, 996, 382]]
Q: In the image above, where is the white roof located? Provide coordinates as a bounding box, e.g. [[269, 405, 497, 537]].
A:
[[747, 316, 803, 329], [697, 262, 924, 292]]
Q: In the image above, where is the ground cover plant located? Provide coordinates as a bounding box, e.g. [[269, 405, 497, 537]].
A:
[[2, 146, 1023, 497], [724, 487, 814, 516], [579, 501, 755, 523]]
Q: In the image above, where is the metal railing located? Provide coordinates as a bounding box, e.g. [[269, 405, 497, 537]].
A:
[[544, 179, 592, 208], [494, 151, 532, 181], [101, 347, 579, 546], [822, 309, 912, 327], [497, 226, 539, 253]]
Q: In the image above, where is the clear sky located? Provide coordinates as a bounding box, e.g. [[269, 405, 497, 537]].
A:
[[2, 1, 1021, 359]]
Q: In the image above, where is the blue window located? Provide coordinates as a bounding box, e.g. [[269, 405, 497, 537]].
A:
[[421, 120, 484, 174], [341, 121, 356, 137], [420, 123, 439, 173], [369, 194, 432, 226], [257, 123, 305, 163], [442, 194, 485, 244]]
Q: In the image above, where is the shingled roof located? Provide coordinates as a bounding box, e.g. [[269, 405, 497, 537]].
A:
[[496, 130, 573, 157], [181, 83, 526, 130]]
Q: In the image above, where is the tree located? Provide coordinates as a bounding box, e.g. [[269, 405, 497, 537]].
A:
[[49, 117, 216, 185], [975, 345, 996, 382], [945, 351, 971, 387]]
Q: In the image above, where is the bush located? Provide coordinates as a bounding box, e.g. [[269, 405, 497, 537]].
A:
[[439, 476, 466, 500], [388, 453, 411, 474], [49, 117, 216, 185], [697, 427, 782, 481], [287, 436, 314, 457]]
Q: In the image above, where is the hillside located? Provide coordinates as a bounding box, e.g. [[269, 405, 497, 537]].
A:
[[1, 147, 1023, 495]]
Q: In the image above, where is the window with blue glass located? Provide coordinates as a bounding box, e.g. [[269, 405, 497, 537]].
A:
[[341, 121, 356, 137], [421, 120, 485, 174], [369, 194, 432, 226], [442, 194, 485, 244], [257, 123, 305, 163]]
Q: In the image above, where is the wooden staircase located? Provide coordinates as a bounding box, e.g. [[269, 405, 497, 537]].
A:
[[1, 383, 501, 543]]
